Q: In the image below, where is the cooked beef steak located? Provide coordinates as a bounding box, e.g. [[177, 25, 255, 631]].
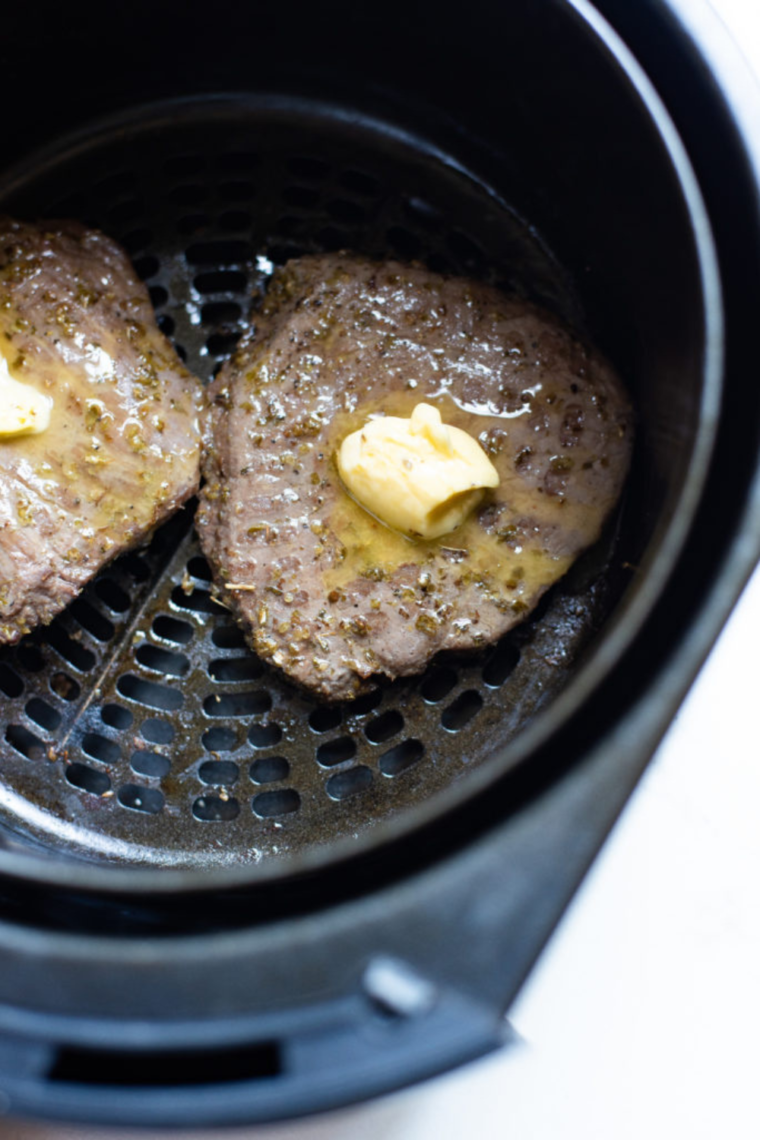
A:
[[0, 219, 201, 643], [197, 253, 632, 701]]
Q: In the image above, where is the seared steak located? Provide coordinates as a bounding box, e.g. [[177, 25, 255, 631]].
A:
[[198, 253, 632, 701], [0, 219, 201, 643]]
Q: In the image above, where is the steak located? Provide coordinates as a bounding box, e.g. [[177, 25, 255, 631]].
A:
[[0, 219, 202, 643], [197, 253, 632, 701]]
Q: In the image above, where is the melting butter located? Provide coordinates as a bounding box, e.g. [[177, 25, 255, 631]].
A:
[[0, 355, 52, 439], [337, 402, 499, 539]]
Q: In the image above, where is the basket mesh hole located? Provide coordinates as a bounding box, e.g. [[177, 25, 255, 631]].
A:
[[16, 643, 45, 672], [379, 739, 425, 777], [326, 199, 366, 223], [193, 795, 240, 822], [131, 751, 171, 779], [317, 736, 357, 767], [206, 331, 241, 356], [219, 180, 256, 201], [121, 554, 150, 582], [248, 722, 283, 748], [177, 213, 210, 236], [308, 706, 342, 734], [44, 625, 95, 672], [287, 156, 328, 179], [158, 314, 175, 336], [420, 667, 458, 703], [118, 675, 183, 712], [81, 733, 120, 765], [66, 763, 111, 796], [152, 615, 194, 646], [94, 579, 131, 614], [326, 765, 373, 800], [5, 724, 44, 761], [133, 255, 159, 281], [315, 225, 349, 251], [250, 756, 290, 784], [282, 185, 320, 208], [25, 698, 61, 733], [209, 657, 261, 683], [350, 688, 383, 716], [441, 690, 483, 731], [202, 726, 238, 752], [149, 285, 169, 307], [221, 152, 259, 172], [483, 640, 521, 687], [70, 598, 115, 642], [277, 215, 304, 238], [365, 710, 404, 744], [201, 300, 243, 324], [135, 645, 191, 678], [186, 239, 251, 266], [0, 664, 24, 698], [266, 242, 307, 265], [218, 210, 252, 232], [212, 625, 247, 650], [171, 586, 223, 614], [50, 672, 80, 702], [101, 704, 132, 731], [164, 154, 205, 178], [118, 784, 164, 814], [168, 183, 206, 206], [204, 690, 270, 718], [194, 270, 247, 294], [252, 788, 300, 818], [140, 719, 174, 744], [199, 760, 239, 786]]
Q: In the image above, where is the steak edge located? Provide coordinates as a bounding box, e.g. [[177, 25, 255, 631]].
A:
[[0, 219, 202, 643]]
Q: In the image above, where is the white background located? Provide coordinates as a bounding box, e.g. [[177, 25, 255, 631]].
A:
[[4, 1, 760, 1137]]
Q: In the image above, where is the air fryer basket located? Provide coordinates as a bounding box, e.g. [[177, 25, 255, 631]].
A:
[[0, 0, 758, 1127], [0, 97, 628, 868]]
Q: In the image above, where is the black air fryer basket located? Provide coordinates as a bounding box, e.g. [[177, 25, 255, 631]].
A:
[[0, 0, 759, 1127]]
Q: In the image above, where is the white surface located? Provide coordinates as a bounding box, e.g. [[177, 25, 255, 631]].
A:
[[4, 0, 760, 1136]]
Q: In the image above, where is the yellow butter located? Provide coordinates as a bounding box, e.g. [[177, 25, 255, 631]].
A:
[[337, 402, 499, 539], [0, 355, 52, 438]]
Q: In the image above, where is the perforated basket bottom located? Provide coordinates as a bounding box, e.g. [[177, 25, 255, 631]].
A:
[[0, 97, 618, 867]]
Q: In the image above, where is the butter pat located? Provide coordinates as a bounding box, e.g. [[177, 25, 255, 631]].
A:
[[0, 356, 52, 438], [337, 402, 499, 539]]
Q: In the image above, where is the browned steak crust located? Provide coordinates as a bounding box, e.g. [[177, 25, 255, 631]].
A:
[[197, 253, 632, 701], [0, 219, 202, 643]]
